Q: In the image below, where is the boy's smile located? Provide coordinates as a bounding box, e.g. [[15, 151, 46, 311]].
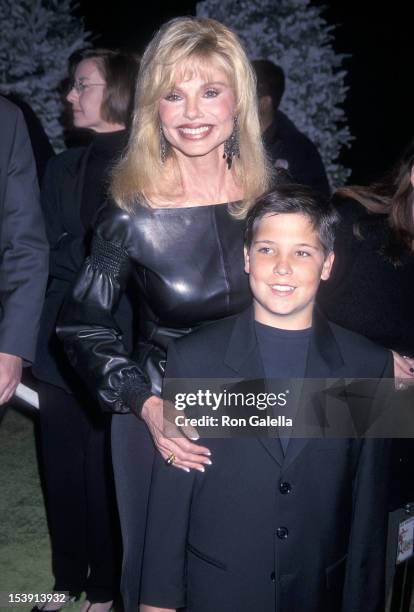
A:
[[244, 213, 334, 330]]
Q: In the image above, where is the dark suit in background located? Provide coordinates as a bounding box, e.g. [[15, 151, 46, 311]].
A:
[[141, 308, 393, 612], [252, 60, 330, 197], [3, 94, 54, 185], [0, 95, 48, 404], [264, 110, 331, 198]]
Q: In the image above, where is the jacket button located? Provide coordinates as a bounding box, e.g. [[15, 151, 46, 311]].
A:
[[276, 527, 289, 539], [270, 571, 276, 582], [279, 481, 292, 494]]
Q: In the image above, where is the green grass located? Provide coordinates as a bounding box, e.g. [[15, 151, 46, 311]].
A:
[[0, 408, 50, 597], [0, 408, 79, 612]]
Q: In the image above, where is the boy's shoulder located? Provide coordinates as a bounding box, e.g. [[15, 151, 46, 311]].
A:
[[171, 309, 392, 377], [327, 319, 392, 375], [174, 313, 240, 354]]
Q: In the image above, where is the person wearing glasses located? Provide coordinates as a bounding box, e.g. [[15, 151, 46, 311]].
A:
[[32, 49, 139, 612]]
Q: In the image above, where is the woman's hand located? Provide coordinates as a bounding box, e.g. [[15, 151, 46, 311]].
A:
[[392, 350, 414, 390], [141, 395, 212, 472], [140, 606, 175, 612], [0, 353, 22, 405]]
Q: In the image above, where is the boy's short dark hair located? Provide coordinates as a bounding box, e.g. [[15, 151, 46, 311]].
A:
[[244, 184, 339, 255]]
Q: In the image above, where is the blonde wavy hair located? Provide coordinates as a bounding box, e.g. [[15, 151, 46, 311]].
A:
[[111, 16, 272, 217]]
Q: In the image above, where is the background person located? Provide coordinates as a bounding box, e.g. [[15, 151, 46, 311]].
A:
[[317, 142, 414, 596], [252, 59, 330, 197], [3, 93, 54, 185], [57, 17, 272, 611], [318, 142, 414, 383], [0, 95, 48, 407], [31, 49, 139, 612]]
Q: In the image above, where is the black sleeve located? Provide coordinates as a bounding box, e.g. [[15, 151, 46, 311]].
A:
[[342, 351, 393, 612], [342, 437, 390, 611], [140, 451, 195, 608], [57, 205, 153, 415], [140, 340, 196, 608]]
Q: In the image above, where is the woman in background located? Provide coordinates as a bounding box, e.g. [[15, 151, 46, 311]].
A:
[[318, 141, 414, 510], [32, 49, 139, 612], [57, 17, 272, 612]]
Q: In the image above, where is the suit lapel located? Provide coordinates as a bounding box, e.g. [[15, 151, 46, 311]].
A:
[[224, 308, 284, 466], [222, 308, 347, 469], [282, 308, 345, 469], [223, 308, 263, 378]]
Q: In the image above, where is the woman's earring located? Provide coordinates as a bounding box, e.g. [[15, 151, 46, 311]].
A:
[[223, 117, 240, 170], [160, 126, 167, 163]]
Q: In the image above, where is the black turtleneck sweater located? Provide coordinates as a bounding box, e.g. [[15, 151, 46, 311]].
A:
[[81, 129, 127, 230], [34, 128, 130, 390]]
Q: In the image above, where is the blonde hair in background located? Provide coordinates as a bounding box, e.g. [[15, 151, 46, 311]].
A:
[[111, 16, 272, 216]]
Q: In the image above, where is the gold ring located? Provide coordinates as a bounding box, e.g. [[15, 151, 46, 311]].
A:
[[165, 453, 176, 466]]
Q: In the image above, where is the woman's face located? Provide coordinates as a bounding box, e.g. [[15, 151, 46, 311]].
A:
[[158, 62, 236, 160], [66, 59, 114, 132]]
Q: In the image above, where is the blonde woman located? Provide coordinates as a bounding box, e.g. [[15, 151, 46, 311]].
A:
[[58, 16, 272, 612]]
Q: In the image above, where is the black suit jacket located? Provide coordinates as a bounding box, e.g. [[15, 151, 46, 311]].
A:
[[3, 94, 54, 185], [0, 96, 48, 363], [140, 308, 393, 612]]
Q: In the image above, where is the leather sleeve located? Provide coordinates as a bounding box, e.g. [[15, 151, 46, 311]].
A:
[[57, 205, 153, 415], [341, 351, 393, 612]]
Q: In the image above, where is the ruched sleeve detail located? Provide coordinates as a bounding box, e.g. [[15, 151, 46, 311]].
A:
[[89, 234, 129, 277], [57, 205, 153, 416]]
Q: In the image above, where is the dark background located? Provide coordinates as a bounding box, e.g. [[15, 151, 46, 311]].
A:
[[75, 0, 413, 184]]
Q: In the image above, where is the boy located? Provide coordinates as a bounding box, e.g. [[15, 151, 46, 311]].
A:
[[140, 185, 393, 612]]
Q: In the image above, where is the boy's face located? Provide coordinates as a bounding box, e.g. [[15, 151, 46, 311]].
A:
[[244, 213, 334, 330]]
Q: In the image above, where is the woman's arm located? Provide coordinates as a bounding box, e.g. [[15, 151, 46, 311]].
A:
[[57, 205, 153, 415], [140, 606, 175, 612], [57, 206, 211, 469], [392, 351, 414, 377], [392, 351, 414, 390], [141, 395, 211, 472]]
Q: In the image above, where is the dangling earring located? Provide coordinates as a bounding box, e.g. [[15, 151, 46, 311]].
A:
[[159, 125, 167, 163], [223, 116, 240, 170]]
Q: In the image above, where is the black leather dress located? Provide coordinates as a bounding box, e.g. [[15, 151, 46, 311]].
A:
[[57, 200, 251, 611]]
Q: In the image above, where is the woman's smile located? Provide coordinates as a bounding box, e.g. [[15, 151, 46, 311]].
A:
[[177, 124, 214, 139], [159, 65, 236, 159]]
